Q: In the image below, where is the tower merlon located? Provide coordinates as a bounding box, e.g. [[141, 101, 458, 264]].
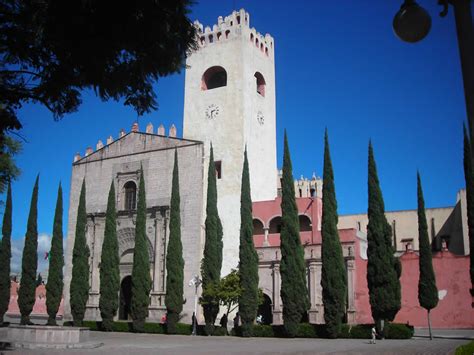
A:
[[193, 9, 274, 58]]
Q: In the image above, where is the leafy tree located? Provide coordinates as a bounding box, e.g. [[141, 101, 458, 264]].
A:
[[238, 147, 259, 337], [280, 131, 309, 337], [320, 130, 347, 338], [165, 150, 185, 334], [200, 144, 223, 335], [46, 183, 64, 325], [219, 269, 242, 318], [366, 142, 401, 334], [416, 172, 438, 340], [463, 125, 474, 298], [99, 181, 120, 331], [0, 0, 197, 133], [70, 179, 90, 326], [0, 181, 12, 325], [0, 135, 21, 195], [18, 175, 39, 325], [131, 167, 151, 332]]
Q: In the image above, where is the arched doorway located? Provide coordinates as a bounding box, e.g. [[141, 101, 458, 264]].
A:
[[257, 294, 273, 325], [119, 276, 132, 320]]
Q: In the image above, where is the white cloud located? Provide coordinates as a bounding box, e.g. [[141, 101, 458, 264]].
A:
[[10, 233, 52, 278]]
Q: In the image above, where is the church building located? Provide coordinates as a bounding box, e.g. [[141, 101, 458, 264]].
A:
[[62, 9, 473, 328]]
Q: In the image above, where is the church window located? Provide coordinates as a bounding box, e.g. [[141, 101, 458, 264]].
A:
[[256, 38, 259, 47], [310, 188, 315, 197], [253, 219, 264, 235], [215, 160, 222, 179], [225, 30, 230, 39], [237, 15, 241, 24], [202, 66, 227, 90], [200, 36, 205, 45], [209, 34, 214, 43], [260, 43, 264, 51], [299, 188, 302, 197], [254, 72, 266, 97], [299, 215, 312, 232], [217, 32, 222, 40], [250, 33, 254, 42], [124, 181, 137, 210], [265, 47, 269, 56], [230, 21, 233, 26], [269, 216, 282, 233]]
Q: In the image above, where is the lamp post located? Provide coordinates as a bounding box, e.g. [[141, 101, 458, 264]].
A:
[[393, 0, 474, 143], [189, 274, 202, 336]]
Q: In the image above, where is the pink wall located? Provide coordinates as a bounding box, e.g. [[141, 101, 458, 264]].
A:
[[355, 250, 474, 328], [7, 281, 64, 318]]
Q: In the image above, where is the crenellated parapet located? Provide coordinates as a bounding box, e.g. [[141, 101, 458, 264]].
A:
[[73, 122, 179, 162], [193, 9, 274, 58]]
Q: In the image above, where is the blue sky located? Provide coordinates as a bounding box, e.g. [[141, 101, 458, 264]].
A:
[[2, 1, 468, 272]]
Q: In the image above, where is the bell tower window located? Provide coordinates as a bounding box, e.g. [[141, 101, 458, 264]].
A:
[[124, 181, 137, 210], [254, 72, 266, 97], [202, 66, 227, 90]]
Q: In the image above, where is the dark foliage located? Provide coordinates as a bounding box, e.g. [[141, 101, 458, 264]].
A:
[[320, 130, 347, 338], [165, 150, 185, 334], [0, 135, 21, 195], [46, 183, 64, 325], [99, 181, 120, 331], [0, 182, 12, 325], [70, 179, 90, 326], [462, 125, 474, 297], [18, 175, 39, 325], [0, 0, 197, 132], [417, 173, 438, 311], [200, 144, 223, 335], [238, 147, 259, 337], [131, 167, 151, 332], [279, 131, 309, 337], [366, 142, 401, 329]]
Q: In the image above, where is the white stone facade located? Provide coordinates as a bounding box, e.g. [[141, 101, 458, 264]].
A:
[[63, 131, 204, 323], [183, 9, 278, 276]]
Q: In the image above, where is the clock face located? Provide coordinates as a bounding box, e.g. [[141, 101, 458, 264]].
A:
[[205, 104, 220, 119], [257, 111, 264, 125]]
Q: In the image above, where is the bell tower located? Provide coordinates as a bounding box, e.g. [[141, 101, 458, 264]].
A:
[[183, 9, 277, 275]]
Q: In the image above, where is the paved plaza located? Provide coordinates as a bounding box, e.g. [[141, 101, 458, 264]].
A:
[[1, 327, 473, 354]]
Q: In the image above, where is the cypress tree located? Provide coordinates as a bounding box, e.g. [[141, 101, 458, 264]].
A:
[[201, 144, 223, 335], [70, 179, 90, 326], [416, 172, 438, 340], [462, 125, 474, 298], [238, 147, 259, 337], [280, 131, 309, 337], [165, 150, 185, 334], [46, 183, 64, 325], [18, 175, 39, 325], [99, 181, 120, 331], [131, 167, 151, 332], [0, 181, 12, 325], [320, 130, 347, 338], [366, 142, 401, 334]]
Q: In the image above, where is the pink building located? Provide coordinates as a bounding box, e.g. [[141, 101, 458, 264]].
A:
[[252, 196, 474, 328]]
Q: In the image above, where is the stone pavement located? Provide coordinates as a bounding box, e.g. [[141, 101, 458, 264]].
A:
[[1, 328, 472, 355]]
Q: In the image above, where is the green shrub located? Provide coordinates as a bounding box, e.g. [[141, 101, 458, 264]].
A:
[[212, 326, 228, 336], [251, 325, 274, 337], [456, 341, 474, 355], [175, 323, 192, 335], [142, 322, 165, 334], [296, 323, 318, 338], [385, 323, 414, 339], [338, 324, 371, 339]]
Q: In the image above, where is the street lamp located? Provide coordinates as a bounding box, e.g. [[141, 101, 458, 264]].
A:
[[189, 274, 202, 336], [392, 0, 474, 141]]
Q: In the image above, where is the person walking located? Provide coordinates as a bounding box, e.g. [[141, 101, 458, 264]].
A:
[[220, 313, 228, 334], [371, 326, 377, 344]]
